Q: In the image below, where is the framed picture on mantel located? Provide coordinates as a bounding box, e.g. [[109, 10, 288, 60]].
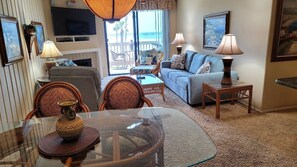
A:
[[203, 11, 230, 49], [272, 0, 297, 62]]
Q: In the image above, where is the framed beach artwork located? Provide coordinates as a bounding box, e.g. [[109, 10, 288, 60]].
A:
[[31, 21, 45, 54], [272, 0, 297, 62], [0, 15, 23, 66], [203, 11, 230, 49]]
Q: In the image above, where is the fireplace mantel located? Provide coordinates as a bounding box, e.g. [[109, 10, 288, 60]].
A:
[[61, 48, 100, 55], [60, 48, 103, 77]]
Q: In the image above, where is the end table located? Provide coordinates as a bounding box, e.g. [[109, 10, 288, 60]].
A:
[[202, 81, 253, 118], [37, 76, 50, 86]]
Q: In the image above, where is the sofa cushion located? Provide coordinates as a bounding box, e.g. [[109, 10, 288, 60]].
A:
[[171, 53, 186, 69], [184, 50, 196, 71], [176, 77, 189, 90], [196, 61, 210, 74], [160, 68, 182, 78], [204, 55, 223, 72], [188, 53, 207, 74], [168, 71, 193, 82]]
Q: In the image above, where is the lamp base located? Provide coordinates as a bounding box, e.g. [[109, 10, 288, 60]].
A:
[[221, 58, 233, 85], [176, 46, 182, 55], [45, 61, 57, 72]]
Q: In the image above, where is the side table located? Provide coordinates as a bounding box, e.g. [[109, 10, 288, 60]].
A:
[[202, 81, 253, 118], [37, 76, 51, 86]]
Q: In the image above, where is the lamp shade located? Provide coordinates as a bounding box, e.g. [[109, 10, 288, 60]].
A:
[[40, 41, 62, 59], [84, 0, 137, 21], [171, 33, 186, 46], [215, 34, 243, 55]]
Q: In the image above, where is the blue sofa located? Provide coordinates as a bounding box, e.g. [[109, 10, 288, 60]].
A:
[[160, 50, 238, 105]]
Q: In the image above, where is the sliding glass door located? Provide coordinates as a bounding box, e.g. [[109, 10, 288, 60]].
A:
[[105, 10, 166, 75]]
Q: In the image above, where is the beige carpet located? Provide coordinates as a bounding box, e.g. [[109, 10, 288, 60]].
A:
[[102, 77, 297, 166]]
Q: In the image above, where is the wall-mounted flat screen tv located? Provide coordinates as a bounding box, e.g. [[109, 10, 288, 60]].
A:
[[51, 7, 96, 36]]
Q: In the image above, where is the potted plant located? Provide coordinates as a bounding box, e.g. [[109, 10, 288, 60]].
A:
[[23, 24, 36, 36], [23, 24, 37, 56]]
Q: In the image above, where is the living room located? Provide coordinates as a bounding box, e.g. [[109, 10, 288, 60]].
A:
[[0, 0, 296, 166]]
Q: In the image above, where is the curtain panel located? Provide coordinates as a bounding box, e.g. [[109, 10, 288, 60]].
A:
[[133, 0, 176, 10]]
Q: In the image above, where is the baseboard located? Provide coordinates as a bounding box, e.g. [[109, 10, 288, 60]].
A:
[[238, 100, 297, 113]]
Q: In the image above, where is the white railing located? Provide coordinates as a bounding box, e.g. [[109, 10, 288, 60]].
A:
[[108, 41, 162, 54]]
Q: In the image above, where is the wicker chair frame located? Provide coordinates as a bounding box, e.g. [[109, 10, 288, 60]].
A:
[[99, 76, 153, 111], [25, 81, 89, 120]]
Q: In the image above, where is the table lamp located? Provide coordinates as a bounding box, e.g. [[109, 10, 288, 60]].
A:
[[40, 40, 62, 73], [215, 34, 243, 85], [171, 33, 186, 54]]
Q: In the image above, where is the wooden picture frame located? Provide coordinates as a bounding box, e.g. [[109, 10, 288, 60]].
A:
[[271, 0, 297, 62], [203, 11, 230, 49], [0, 15, 23, 66], [31, 21, 45, 54]]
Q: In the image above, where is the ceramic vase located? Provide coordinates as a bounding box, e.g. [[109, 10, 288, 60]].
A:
[[56, 99, 84, 141]]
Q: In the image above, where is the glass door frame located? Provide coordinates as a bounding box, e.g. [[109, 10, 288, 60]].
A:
[[104, 12, 139, 76]]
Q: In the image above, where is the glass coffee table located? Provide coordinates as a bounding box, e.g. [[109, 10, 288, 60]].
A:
[[131, 74, 165, 101]]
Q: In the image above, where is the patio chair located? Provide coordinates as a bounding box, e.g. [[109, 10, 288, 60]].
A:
[[25, 81, 89, 119], [110, 50, 131, 69], [110, 50, 128, 61], [99, 76, 153, 110]]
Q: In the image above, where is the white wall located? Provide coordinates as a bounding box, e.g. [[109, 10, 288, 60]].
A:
[[0, 0, 46, 123], [176, 0, 279, 111]]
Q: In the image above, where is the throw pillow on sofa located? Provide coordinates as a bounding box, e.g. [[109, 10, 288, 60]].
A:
[[196, 62, 210, 74], [171, 53, 186, 69]]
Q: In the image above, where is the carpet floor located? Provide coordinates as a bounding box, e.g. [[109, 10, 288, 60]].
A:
[[101, 77, 297, 166]]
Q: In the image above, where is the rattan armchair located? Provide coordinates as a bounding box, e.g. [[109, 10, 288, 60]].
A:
[[99, 76, 153, 111], [130, 49, 164, 76], [25, 81, 89, 120]]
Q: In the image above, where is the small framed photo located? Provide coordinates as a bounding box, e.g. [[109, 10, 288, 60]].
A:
[[0, 15, 23, 66], [271, 0, 297, 62], [31, 21, 45, 54], [203, 11, 230, 49]]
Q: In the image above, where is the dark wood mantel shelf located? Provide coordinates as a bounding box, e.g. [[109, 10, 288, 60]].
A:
[[275, 77, 297, 89]]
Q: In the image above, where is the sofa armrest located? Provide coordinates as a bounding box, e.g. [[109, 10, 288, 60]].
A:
[[187, 71, 238, 104], [161, 61, 171, 68]]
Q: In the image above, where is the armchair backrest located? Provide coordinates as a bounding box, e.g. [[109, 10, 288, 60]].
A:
[[99, 76, 153, 110], [49, 66, 101, 111], [136, 49, 164, 66], [25, 81, 89, 119]]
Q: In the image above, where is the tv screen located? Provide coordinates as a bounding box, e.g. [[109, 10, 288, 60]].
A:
[[51, 7, 96, 36]]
